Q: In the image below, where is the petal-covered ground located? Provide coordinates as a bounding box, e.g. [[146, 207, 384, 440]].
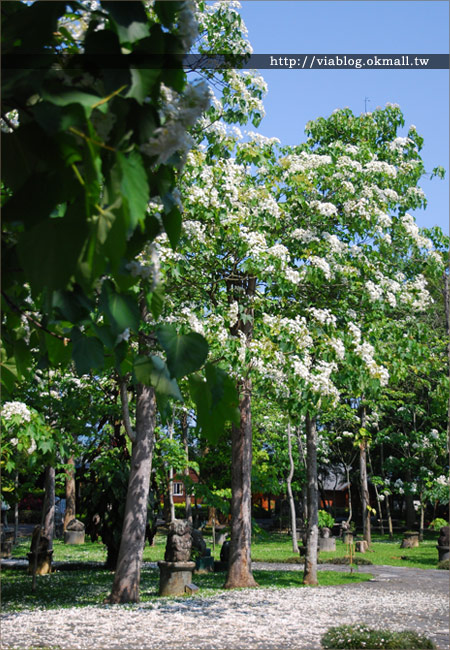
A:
[[1, 565, 448, 650]]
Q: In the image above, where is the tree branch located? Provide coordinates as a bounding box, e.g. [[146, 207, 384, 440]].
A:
[[119, 378, 136, 443]]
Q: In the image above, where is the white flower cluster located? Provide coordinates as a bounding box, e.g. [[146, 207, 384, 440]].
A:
[[309, 360, 339, 403], [388, 136, 413, 151], [246, 131, 280, 147], [323, 232, 347, 254], [126, 243, 160, 288], [365, 280, 383, 302], [336, 156, 363, 172], [355, 342, 389, 385], [228, 302, 239, 327], [436, 475, 449, 487], [141, 81, 211, 165], [347, 322, 362, 343], [308, 256, 332, 279], [177, 0, 198, 50], [329, 337, 346, 360], [306, 308, 337, 327], [1, 401, 31, 422], [311, 201, 338, 217], [401, 214, 433, 250], [183, 220, 207, 244], [364, 160, 397, 177], [291, 228, 319, 243], [283, 152, 332, 174]]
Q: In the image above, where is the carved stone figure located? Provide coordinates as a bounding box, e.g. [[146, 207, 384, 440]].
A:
[[191, 528, 207, 557], [164, 519, 192, 562], [438, 526, 449, 547]]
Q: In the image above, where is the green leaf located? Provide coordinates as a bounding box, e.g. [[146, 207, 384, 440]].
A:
[[102, 1, 150, 43], [162, 206, 182, 249], [134, 355, 183, 401], [72, 332, 104, 376], [44, 333, 72, 367], [156, 325, 209, 379], [147, 284, 164, 320], [117, 150, 150, 231], [189, 363, 240, 444], [126, 68, 160, 104], [100, 281, 140, 337], [41, 81, 107, 117], [17, 198, 89, 292], [153, 1, 183, 27]]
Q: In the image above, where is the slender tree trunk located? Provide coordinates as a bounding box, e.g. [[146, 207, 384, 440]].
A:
[[64, 455, 76, 530], [286, 422, 299, 553], [14, 471, 19, 544], [168, 417, 175, 523], [296, 427, 308, 523], [405, 468, 416, 529], [107, 383, 157, 603], [224, 376, 258, 589], [181, 412, 192, 524], [386, 495, 394, 539], [380, 442, 393, 539], [43, 466, 55, 551], [303, 413, 318, 586], [368, 448, 384, 535], [359, 405, 371, 546], [419, 491, 425, 541], [345, 464, 352, 526]]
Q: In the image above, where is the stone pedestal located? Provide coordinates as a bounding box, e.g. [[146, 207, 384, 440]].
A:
[[400, 532, 419, 548], [343, 532, 354, 545], [319, 537, 336, 552], [1, 528, 14, 558], [158, 561, 196, 596], [27, 550, 53, 575], [355, 540, 368, 553], [194, 555, 215, 574], [437, 545, 449, 562], [64, 530, 85, 545]]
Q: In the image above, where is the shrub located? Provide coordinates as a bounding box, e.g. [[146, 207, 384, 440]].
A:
[[429, 518, 448, 531], [320, 555, 373, 566], [318, 510, 335, 529], [321, 624, 435, 649], [437, 559, 449, 570]]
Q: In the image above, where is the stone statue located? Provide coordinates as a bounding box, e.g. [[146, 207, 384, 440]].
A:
[[164, 520, 193, 562], [438, 525, 449, 547], [30, 525, 50, 554], [220, 540, 230, 563], [191, 528, 207, 557]]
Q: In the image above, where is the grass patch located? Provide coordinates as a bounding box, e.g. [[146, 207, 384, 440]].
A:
[[321, 624, 435, 649], [251, 531, 440, 569], [1, 565, 371, 613]]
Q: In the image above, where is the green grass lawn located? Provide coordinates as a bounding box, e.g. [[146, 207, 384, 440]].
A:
[[1, 565, 371, 612], [10, 529, 441, 569], [251, 530, 442, 570]]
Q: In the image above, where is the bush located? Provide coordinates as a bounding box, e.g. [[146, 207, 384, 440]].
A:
[[318, 510, 335, 529], [437, 559, 449, 570], [320, 555, 373, 566], [321, 624, 435, 649], [19, 510, 41, 524], [429, 518, 448, 531]]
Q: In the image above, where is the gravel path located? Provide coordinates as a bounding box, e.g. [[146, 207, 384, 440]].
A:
[[1, 563, 448, 650]]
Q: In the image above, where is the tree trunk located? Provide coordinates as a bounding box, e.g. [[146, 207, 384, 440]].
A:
[[419, 491, 425, 541], [224, 376, 258, 589], [359, 405, 371, 546], [345, 464, 352, 526], [296, 427, 308, 523], [181, 412, 192, 524], [303, 413, 318, 586], [64, 455, 76, 531], [380, 442, 393, 539], [43, 466, 55, 550], [14, 471, 19, 544], [405, 468, 416, 529], [286, 422, 298, 553], [168, 417, 175, 523], [443, 272, 450, 456], [368, 448, 384, 535], [107, 383, 157, 603]]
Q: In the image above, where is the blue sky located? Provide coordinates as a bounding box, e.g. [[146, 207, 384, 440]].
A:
[[238, 1, 449, 235]]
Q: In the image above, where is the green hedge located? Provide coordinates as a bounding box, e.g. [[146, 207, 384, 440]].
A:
[[321, 624, 435, 649]]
